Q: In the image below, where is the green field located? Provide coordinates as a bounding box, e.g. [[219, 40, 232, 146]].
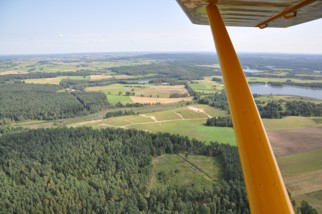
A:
[[263, 116, 322, 131], [6, 58, 155, 73], [106, 94, 132, 104], [68, 104, 236, 145], [25, 76, 89, 85], [129, 119, 236, 145], [189, 77, 224, 94], [150, 154, 221, 191], [278, 148, 322, 176], [86, 84, 189, 102]]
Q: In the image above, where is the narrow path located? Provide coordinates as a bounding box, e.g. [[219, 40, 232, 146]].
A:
[[121, 118, 206, 128], [140, 114, 158, 122], [175, 154, 215, 183]]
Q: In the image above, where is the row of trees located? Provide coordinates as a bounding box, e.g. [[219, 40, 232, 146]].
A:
[[170, 93, 189, 98], [268, 81, 322, 89], [206, 116, 233, 127], [105, 110, 136, 118], [258, 100, 322, 118]]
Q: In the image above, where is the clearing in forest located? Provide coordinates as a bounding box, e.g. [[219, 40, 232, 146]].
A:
[[150, 154, 221, 191]]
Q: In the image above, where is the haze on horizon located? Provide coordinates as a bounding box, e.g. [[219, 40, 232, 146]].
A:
[[1, 0, 322, 55]]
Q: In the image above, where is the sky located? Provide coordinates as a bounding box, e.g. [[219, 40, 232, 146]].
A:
[[1, 0, 322, 55]]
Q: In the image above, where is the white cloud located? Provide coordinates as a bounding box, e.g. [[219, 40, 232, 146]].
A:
[[58, 33, 65, 38]]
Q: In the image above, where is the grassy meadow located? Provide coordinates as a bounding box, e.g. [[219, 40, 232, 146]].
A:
[[150, 154, 221, 191]]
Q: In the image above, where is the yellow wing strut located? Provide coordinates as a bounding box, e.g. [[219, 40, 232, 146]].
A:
[[206, 4, 294, 213]]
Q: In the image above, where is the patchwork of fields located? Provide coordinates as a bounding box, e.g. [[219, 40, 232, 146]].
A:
[[25, 76, 89, 84], [69, 104, 236, 145], [1, 53, 322, 212], [278, 148, 322, 213], [86, 84, 192, 104]]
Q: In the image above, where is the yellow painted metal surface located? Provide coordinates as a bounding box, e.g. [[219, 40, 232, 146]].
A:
[[177, 0, 322, 28], [206, 4, 294, 213]]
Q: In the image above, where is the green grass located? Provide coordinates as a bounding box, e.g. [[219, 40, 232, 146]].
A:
[[150, 154, 221, 191], [66, 104, 235, 144], [278, 148, 322, 176], [278, 148, 322, 212], [144, 105, 223, 121], [188, 76, 225, 94], [146, 109, 181, 121], [189, 82, 213, 91], [263, 116, 321, 131], [106, 115, 154, 127], [87, 84, 188, 99], [129, 119, 236, 145], [106, 95, 132, 104]]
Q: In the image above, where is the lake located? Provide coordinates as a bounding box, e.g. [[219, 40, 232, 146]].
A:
[[249, 84, 322, 100]]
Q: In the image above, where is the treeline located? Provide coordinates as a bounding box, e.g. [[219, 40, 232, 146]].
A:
[[258, 100, 322, 118], [169, 93, 189, 98], [268, 81, 322, 89], [0, 127, 249, 213], [206, 116, 233, 127], [72, 92, 108, 113], [0, 71, 93, 83], [105, 110, 136, 118], [110, 63, 219, 81], [212, 77, 223, 83], [0, 84, 108, 123], [188, 86, 321, 119]]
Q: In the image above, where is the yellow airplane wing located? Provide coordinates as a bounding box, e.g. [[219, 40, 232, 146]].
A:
[[177, 0, 322, 213], [177, 0, 322, 28]]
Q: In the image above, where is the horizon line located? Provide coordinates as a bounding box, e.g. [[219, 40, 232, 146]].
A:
[[1, 51, 322, 57]]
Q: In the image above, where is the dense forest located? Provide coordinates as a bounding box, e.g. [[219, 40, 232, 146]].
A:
[[0, 127, 249, 213], [0, 84, 108, 123], [110, 63, 218, 81], [196, 90, 230, 112], [257, 100, 322, 119], [0, 128, 316, 213]]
